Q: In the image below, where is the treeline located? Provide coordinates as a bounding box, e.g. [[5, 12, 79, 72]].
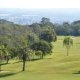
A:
[[0, 17, 56, 63], [0, 18, 56, 48], [0, 17, 80, 71], [0, 17, 80, 61], [54, 20, 80, 36]]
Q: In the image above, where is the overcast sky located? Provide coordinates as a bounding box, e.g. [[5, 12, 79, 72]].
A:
[[0, 0, 80, 9]]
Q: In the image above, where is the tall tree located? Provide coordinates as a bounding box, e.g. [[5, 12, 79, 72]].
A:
[[18, 47, 27, 71], [63, 37, 73, 56]]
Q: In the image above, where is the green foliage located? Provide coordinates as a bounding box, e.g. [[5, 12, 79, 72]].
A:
[[63, 37, 73, 47], [41, 17, 50, 25], [27, 33, 39, 45], [63, 37, 73, 56], [30, 40, 52, 58], [54, 21, 80, 36], [40, 30, 57, 43], [0, 18, 56, 60]]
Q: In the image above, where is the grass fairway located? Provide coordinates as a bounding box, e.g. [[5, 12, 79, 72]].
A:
[[0, 36, 80, 80]]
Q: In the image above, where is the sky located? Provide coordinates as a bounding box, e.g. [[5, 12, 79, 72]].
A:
[[0, 0, 80, 24], [0, 0, 80, 9]]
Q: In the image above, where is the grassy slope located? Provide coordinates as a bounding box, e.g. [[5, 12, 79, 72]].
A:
[[0, 36, 80, 80]]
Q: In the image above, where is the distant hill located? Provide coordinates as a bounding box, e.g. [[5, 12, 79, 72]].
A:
[[0, 8, 80, 25], [0, 19, 33, 47]]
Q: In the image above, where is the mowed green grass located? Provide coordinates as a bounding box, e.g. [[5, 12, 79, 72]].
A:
[[0, 36, 80, 80]]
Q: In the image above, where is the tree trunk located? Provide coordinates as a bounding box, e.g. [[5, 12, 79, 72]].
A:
[[7, 58, 9, 64], [0, 65, 1, 72], [23, 61, 25, 71], [41, 54, 44, 59], [22, 54, 26, 71], [67, 47, 69, 56], [6, 56, 9, 64]]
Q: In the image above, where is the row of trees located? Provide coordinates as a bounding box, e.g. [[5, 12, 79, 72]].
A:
[[0, 17, 57, 71], [54, 21, 80, 36], [0, 17, 74, 71]]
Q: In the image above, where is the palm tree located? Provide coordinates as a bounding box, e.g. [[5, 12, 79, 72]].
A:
[[63, 37, 73, 56]]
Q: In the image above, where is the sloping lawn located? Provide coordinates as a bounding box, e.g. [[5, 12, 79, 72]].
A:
[[0, 36, 80, 80]]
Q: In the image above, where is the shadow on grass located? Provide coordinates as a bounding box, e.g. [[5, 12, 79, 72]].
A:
[[30, 57, 52, 61], [12, 57, 52, 63], [1, 63, 10, 66], [0, 71, 22, 78], [30, 58, 42, 61], [13, 61, 22, 64], [73, 71, 80, 74]]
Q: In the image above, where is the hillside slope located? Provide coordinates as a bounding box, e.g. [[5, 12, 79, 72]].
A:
[[0, 36, 80, 80]]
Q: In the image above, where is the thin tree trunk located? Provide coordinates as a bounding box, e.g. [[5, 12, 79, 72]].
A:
[[23, 61, 25, 71], [41, 54, 44, 59], [67, 47, 69, 56], [0, 65, 1, 72], [6, 56, 9, 64], [22, 54, 26, 71], [7, 58, 9, 64]]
